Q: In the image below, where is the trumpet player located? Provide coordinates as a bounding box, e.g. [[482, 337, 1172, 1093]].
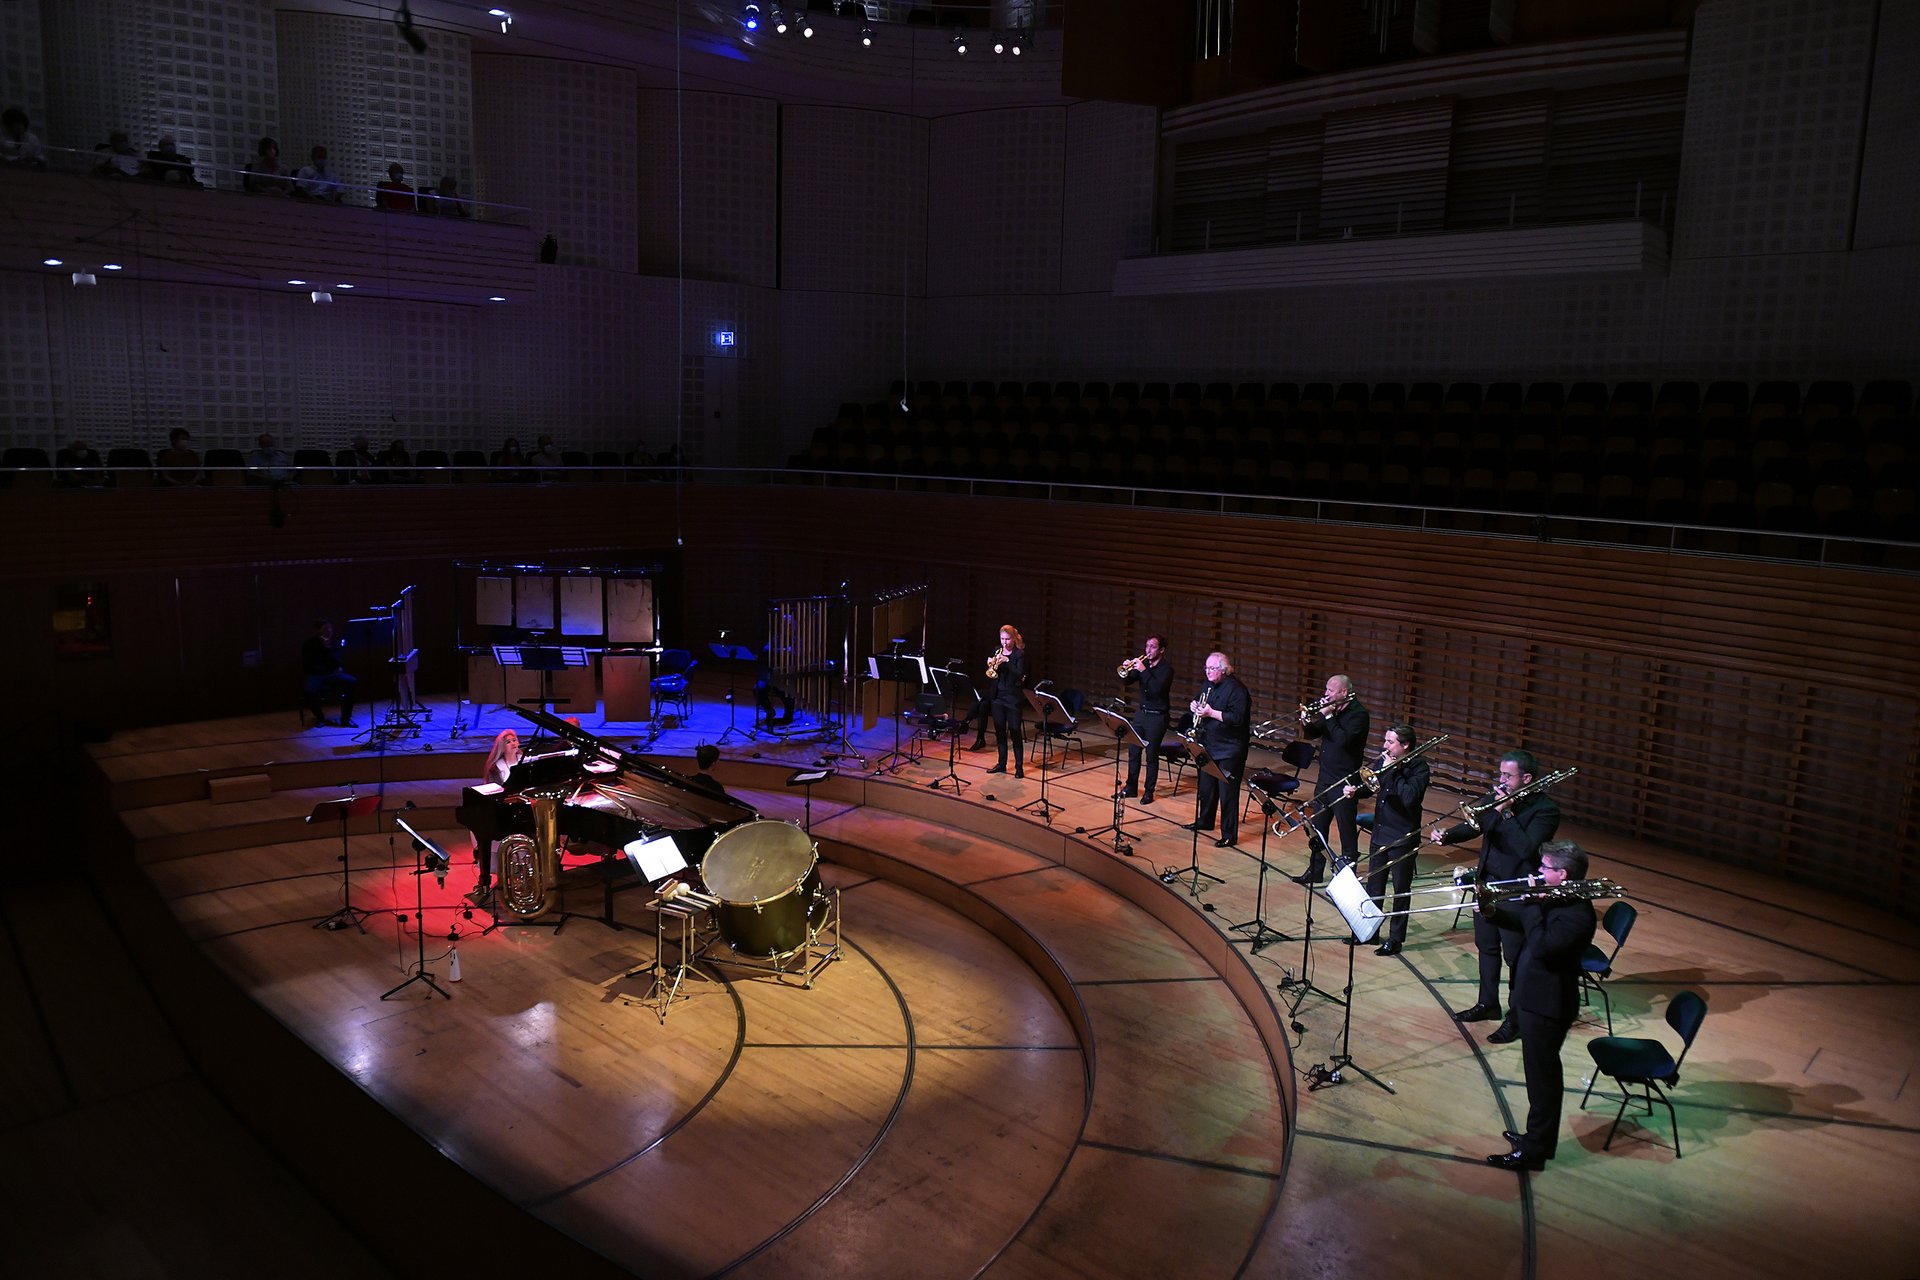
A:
[[1430, 749, 1562, 1042], [1118, 636, 1172, 803], [981, 624, 1027, 778], [1343, 723, 1430, 955], [1183, 652, 1251, 847], [1292, 674, 1369, 886], [1477, 840, 1597, 1172]]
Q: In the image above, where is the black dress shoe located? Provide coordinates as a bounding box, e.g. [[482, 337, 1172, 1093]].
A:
[[1374, 941, 1401, 956], [1454, 1003, 1501, 1023], [985, 764, 1007, 774], [1288, 872, 1318, 887], [1214, 837, 1236, 848], [1118, 788, 1137, 799], [1487, 1150, 1545, 1172], [1140, 792, 1155, 804], [1501, 1130, 1524, 1147], [1184, 822, 1210, 833], [968, 740, 989, 752], [1487, 1021, 1520, 1044], [338, 718, 357, 728], [1014, 767, 1025, 778]]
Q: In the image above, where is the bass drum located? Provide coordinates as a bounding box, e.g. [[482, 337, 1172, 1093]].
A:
[[700, 820, 827, 959]]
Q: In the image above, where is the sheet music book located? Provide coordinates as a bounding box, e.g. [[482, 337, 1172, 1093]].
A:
[[623, 833, 688, 884], [1325, 864, 1384, 942]]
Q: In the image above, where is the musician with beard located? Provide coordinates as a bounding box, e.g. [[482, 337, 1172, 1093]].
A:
[[1344, 723, 1431, 956], [1184, 652, 1251, 847]]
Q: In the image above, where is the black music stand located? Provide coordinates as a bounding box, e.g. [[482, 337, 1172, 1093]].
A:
[[384, 816, 453, 1001], [867, 643, 926, 775], [709, 637, 760, 745], [1229, 780, 1293, 951], [787, 767, 832, 836], [308, 793, 380, 932], [494, 643, 587, 752], [344, 614, 396, 746], [1084, 704, 1142, 855], [1166, 740, 1230, 896], [1280, 831, 1348, 1017], [1019, 687, 1069, 823], [927, 663, 975, 793], [1313, 867, 1395, 1093]]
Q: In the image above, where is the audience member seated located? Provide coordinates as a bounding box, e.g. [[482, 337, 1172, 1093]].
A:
[[335, 434, 377, 484], [93, 131, 142, 178], [376, 438, 413, 482], [375, 162, 415, 212], [156, 427, 203, 485], [142, 135, 202, 186], [243, 136, 293, 195], [1, 107, 46, 169], [294, 145, 344, 203], [247, 432, 295, 485], [301, 620, 357, 727], [54, 439, 107, 487], [491, 436, 533, 482], [527, 434, 561, 469], [688, 744, 728, 798], [426, 174, 470, 216]]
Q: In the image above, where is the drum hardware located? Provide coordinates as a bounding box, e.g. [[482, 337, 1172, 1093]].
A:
[[627, 886, 719, 1022], [696, 819, 842, 987]]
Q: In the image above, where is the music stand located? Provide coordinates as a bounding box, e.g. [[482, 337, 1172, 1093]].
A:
[[1281, 837, 1349, 1018], [493, 644, 587, 751], [1314, 866, 1395, 1094], [384, 817, 453, 1001], [1084, 705, 1143, 855], [708, 637, 761, 745], [308, 793, 380, 932], [787, 767, 832, 836], [927, 663, 975, 793], [866, 644, 927, 775], [1229, 780, 1293, 951], [343, 614, 396, 746], [1019, 688, 1069, 823], [1165, 737, 1228, 895]]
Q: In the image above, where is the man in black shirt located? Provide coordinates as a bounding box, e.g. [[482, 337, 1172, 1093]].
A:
[[1346, 722, 1431, 955], [1118, 635, 1173, 803], [301, 621, 358, 727], [1296, 673, 1369, 884], [1186, 652, 1251, 847]]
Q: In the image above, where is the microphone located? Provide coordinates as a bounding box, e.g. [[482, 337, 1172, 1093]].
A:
[[434, 858, 447, 888]]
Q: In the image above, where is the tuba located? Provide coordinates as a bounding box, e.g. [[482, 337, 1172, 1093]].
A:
[[498, 792, 562, 919]]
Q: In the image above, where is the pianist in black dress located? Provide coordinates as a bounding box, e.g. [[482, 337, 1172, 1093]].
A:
[[470, 729, 523, 901]]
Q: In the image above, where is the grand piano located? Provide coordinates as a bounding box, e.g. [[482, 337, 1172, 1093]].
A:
[[455, 706, 758, 872]]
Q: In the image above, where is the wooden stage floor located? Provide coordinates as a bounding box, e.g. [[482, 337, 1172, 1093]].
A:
[[20, 687, 1920, 1278]]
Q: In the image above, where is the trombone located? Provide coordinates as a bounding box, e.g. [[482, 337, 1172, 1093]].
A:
[[1451, 766, 1578, 833], [1367, 875, 1628, 919]]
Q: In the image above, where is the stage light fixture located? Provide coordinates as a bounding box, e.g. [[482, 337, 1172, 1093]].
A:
[[43, 257, 63, 267], [488, 7, 512, 32], [71, 271, 97, 287], [861, 25, 873, 45], [993, 34, 1004, 53], [310, 290, 333, 304], [489, 295, 507, 302], [953, 30, 967, 54], [287, 278, 307, 285], [1011, 31, 1024, 55], [742, 2, 759, 30], [102, 263, 123, 271], [773, 6, 787, 33], [800, 11, 814, 36], [336, 282, 355, 289]]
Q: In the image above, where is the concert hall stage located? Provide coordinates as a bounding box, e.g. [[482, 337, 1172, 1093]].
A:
[[18, 682, 1917, 1278]]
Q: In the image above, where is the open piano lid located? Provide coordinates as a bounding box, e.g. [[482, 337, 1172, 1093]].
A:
[[504, 704, 758, 831]]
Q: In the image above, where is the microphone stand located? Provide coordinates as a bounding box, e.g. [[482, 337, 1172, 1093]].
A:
[[1229, 781, 1290, 951], [383, 816, 451, 1001]]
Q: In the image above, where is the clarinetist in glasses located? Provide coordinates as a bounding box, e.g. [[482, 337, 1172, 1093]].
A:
[[1184, 652, 1251, 848]]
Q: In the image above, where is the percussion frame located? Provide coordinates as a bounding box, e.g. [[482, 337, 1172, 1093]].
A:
[[699, 886, 842, 989], [630, 893, 716, 1023]]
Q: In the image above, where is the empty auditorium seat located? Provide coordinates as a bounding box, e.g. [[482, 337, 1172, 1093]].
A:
[[1803, 381, 1855, 423], [1751, 381, 1801, 421]]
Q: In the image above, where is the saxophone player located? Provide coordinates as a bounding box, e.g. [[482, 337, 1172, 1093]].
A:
[[1118, 636, 1172, 803], [980, 624, 1027, 778], [1183, 652, 1251, 847], [1430, 748, 1562, 1043]]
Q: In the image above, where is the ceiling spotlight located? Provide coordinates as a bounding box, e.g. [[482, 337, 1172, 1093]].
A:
[[489, 7, 512, 32], [742, 2, 759, 30], [43, 257, 63, 267], [488, 295, 507, 302], [953, 30, 967, 55], [335, 283, 355, 289], [1011, 31, 1023, 55], [772, 6, 787, 33], [800, 12, 814, 36], [71, 271, 98, 287], [102, 263, 123, 271], [993, 35, 1004, 53], [860, 25, 873, 45], [287, 278, 307, 285]]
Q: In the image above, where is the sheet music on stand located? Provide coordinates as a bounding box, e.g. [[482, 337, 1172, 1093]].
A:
[[866, 650, 928, 774]]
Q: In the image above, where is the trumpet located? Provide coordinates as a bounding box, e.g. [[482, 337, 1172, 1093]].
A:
[[986, 647, 1010, 679], [1184, 684, 1213, 742], [1460, 766, 1577, 832], [1117, 653, 1148, 677]]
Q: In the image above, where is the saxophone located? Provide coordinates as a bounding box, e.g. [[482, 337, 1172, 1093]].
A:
[[498, 792, 562, 919]]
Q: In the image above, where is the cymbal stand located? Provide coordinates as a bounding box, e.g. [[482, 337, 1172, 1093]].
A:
[[1229, 782, 1291, 951]]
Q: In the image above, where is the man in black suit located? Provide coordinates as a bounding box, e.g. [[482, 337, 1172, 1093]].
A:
[[1484, 840, 1598, 1172], [1118, 635, 1173, 803], [1186, 651, 1251, 847], [1431, 748, 1562, 1040], [1345, 722, 1431, 955], [1295, 673, 1369, 884]]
